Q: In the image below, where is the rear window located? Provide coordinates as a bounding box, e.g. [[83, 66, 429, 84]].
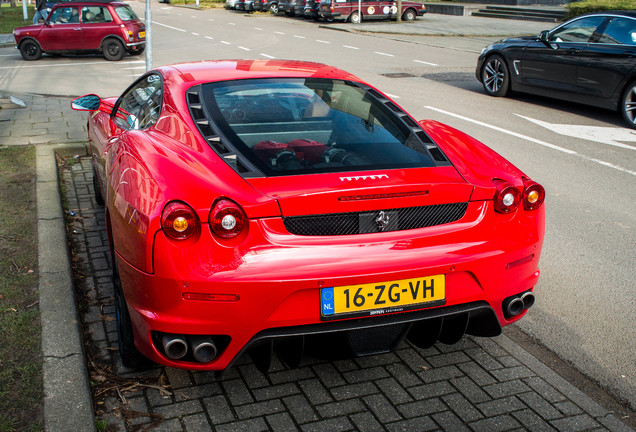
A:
[[114, 5, 138, 21], [197, 78, 438, 176]]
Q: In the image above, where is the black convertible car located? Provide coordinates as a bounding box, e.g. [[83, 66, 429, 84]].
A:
[[476, 11, 636, 129]]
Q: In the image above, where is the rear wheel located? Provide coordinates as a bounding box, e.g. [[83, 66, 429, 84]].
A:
[[402, 8, 416, 21], [269, 2, 278, 13], [481, 54, 510, 97], [130, 46, 145, 56], [113, 256, 146, 369], [620, 81, 636, 129], [349, 10, 361, 23], [19, 40, 42, 61], [103, 38, 125, 61]]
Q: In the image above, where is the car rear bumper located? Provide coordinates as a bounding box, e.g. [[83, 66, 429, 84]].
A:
[[118, 200, 544, 370]]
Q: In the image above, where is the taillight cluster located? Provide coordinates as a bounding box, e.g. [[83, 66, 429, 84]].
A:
[[160, 198, 247, 241], [493, 178, 545, 214]]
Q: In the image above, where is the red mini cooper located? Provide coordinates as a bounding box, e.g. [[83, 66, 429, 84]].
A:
[[13, 0, 145, 61]]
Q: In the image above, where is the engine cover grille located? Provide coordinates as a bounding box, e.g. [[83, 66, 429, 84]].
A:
[[283, 202, 468, 236]]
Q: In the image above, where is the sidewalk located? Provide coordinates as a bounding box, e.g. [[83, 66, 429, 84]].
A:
[[2, 90, 635, 431]]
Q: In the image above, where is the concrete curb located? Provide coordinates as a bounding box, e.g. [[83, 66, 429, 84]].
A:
[[37, 143, 96, 432]]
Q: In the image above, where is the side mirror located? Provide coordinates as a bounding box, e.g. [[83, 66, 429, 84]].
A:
[[539, 30, 549, 42], [70, 94, 102, 111]]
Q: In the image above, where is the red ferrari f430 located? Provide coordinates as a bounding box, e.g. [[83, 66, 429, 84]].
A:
[[71, 60, 545, 372]]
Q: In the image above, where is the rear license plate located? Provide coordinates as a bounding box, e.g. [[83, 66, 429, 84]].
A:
[[139, 31, 146, 38], [321, 274, 445, 320]]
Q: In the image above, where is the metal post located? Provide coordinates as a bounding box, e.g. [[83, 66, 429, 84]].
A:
[[145, 0, 153, 71], [23, 0, 28, 21], [357, 0, 360, 23]]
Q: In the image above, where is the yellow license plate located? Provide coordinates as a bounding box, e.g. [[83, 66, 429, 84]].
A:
[[139, 31, 146, 38], [321, 274, 445, 320]]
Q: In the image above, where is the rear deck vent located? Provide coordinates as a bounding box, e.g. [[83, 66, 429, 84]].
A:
[[284, 202, 468, 236]]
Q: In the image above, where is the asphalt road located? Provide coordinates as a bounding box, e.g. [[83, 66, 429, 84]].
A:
[[1, 4, 634, 409]]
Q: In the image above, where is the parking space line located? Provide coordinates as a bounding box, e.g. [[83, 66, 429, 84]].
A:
[[275, 31, 286, 35], [152, 21, 186, 32], [374, 51, 394, 57], [254, 27, 263, 30], [221, 41, 231, 45], [385, 93, 401, 99], [316, 40, 330, 44], [238, 46, 251, 51], [414, 59, 437, 66], [424, 106, 636, 177], [205, 36, 214, 40], [343, 45, 359, 50], [228, 22, 236, 25], [294, 35, 306, 39], [260, 53, 275, 59], [192, 32, 199, 36]]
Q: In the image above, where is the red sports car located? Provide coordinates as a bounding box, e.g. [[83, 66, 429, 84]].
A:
[[71, 60, 545, 372]]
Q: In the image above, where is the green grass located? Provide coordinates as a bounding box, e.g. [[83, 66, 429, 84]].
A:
[[0, 4, 35, 34], [566, 0, 636, 18], [167, 0, 225, 8], [0, 146, 42, 432]]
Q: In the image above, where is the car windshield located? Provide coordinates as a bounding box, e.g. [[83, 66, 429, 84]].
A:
[[114, 5, 138, 21], [199, 78, 435, 176]]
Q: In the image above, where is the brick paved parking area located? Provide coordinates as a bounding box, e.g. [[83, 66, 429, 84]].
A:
[[61, 157, 633, 432]]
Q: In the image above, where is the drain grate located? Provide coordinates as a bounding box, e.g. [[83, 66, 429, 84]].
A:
[[382, 72, 417, 78]]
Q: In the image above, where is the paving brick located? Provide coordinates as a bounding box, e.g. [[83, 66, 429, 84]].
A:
[[476, 395, 526, 417], [312, 363, 346, 387], [385, 363, 422, 388], [216, 417, 270, 432], [299, 379, 333, 405], [266, 412, 298, 431], [517, 391, 563, 420], [182, 413, 214, 432], [350, 411, 385, 432], [395, 347, 432, 372], [450, 376, 491, 403], [469, 414, 522, 432], [165, 368, 193, 389], [554, 400, 584, 416], [222, 378, 255, 405], [203, 395, 236, 424], [397, 397, 447, 419], [269, 366, 316, 385], [375, 378, 414, 405], [283, 394, 319, 424], [343, 366, 390, 384], [457, 362, 497, 386], [512, 408, 558, 432], [386, 416, 438, 432], [550, 413, 601, 431], [316, 398, 366, 418], [300, 417, 353, 432], [483, 379, 532, 399], [464, 347, 504, 371], [252, 383, 301, 401], [331, 382, 379, 401], [150, 418, 184, 432], [419, 365, 464, 383], [427, 351, 471, 368], [442, 392, 484, 422], [408, 381, 455, 400], [235, 399, 286, 420], [491, 365, 536, 382], [432, 410, 472, 432], [363, 393, 402, 423], [174, 383, 223, 402], [355, 351, 400, 368], [153, 399, 203, 419]]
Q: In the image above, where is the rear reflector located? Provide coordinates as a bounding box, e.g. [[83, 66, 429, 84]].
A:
[[183, 293, 240, 302]]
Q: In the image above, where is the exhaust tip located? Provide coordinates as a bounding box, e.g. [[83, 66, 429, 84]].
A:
[[190, 336, 217, 363], [521, 292, 535, 309], [162, 334, 188, 360], [506, 298, 524, 317]]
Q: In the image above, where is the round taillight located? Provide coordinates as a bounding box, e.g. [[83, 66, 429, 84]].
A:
[[522, 179, 545, 211], [161, 201, 200, 240], [493, 180, 521, 214], [209, 199, 247, 239]]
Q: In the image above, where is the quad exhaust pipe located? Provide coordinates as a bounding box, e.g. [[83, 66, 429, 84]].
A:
[[503, 291, 535, 318], [160, 333, 218, 363]]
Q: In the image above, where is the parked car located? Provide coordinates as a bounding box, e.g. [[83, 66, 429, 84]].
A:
[[234, 0, 256, 10], [279, 0, 302, 16], [261, 0, 278, 13], [477, 11, 636, 129], [70, 59, 545, 372], [13, 0, 145, 61], [225, 0, 239, 9], [319, 0, 425, 23], [303, 0, 319, 20]]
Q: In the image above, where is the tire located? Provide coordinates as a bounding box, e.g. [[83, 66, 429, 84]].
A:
[[130, 46, 145, 56], [92, 167, 104, 205], [269, 3, 278, 13], [620, 81, 636, 129], [402, 8, 416, 21], [113, 256, 147, 369], [19, 40, 42, 61], [348, 10, 360, 24], [481, 54, 510, 97], [103, 38, 125, 61]]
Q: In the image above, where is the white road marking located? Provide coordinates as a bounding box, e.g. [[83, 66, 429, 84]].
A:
[[205, 36, 214, 40], [425, 106, 636, 177], [228, 22, 236, 25], [153, 21, 186, 32], [274, 31, 285, 35], [208, 18, 215, 21], [516, 114, 636, 151], [192, 32, 199, 36], [238, 46, 251, 51], [414, 59, 438, 66], [316, 40, 330, 44], [294, 35, 306, 39], [374, 51, 394, 57], [221, 41, 231, 45], [0, 60, 144, 70], [343, 45, 359, 50], [122, 66, 147, 70], [260, 53, 275, 59], [254, 27, 263, 30]]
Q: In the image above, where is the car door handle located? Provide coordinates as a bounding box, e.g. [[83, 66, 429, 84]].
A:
[[567, 48, 582, 55], [74, 28, 81, 31]]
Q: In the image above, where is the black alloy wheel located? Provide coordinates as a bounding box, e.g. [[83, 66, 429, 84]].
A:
[[103, 38, 125, 61], [482, 54, 510, 97], [620, 81, 636, 130], [20, 40, 42, 61]]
